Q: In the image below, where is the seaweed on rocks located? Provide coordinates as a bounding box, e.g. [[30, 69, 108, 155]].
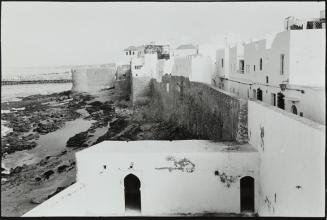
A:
[[66, 131, 89, 149]]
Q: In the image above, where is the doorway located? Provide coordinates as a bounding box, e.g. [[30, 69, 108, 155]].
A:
[[277, 92, 285, 110], [124, 174, 141, 213], [240, 176, 255, 212], [291, 105, 297, 115], [257, 88, 263, 101]]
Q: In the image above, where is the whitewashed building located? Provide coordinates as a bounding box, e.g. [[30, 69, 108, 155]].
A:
[[171, 54, 213, 85], [23, 140, 259, 216], [213, 11, 326, 124], [174, 44, 198, 57], [23, 101, 325, 217]]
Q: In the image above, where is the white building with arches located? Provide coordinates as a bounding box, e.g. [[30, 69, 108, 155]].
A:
[[23, 140, 259, 216]]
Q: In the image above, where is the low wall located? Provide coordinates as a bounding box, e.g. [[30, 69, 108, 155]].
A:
[[148, 75, 248, 142], [72, 67, 116, 93], [248, 100, 325, 217]]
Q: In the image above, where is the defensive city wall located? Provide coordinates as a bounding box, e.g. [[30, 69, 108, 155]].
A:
[[145, 75, 248, 143]]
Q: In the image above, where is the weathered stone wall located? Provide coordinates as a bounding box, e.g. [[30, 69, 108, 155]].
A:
[[148, 75, 248, 142], [72, 66, 116, 93], [131, 76, 152, 105], [114, 65, 131, 101]]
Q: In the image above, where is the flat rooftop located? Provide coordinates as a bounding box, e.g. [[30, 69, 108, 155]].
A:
[[77, 140, 257, 156]]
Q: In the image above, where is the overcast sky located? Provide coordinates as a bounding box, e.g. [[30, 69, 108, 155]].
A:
[[1, 1, 325, 68]]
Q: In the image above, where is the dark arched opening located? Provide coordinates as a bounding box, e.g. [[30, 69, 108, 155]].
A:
[[124, 174, 141, 212], [257, 88, 263, 101], [291, 105, 297, 115], [240, 176, 255, 212], [277, 92, 285, 110]]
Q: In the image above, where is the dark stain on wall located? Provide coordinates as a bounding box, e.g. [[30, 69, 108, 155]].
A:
[[260, 126, 264, 151], [155, 156, 195, 173], [214, 170, 241, 188]]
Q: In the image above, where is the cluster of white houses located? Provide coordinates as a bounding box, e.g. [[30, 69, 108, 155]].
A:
[[213, 10, 325, 125], [24, 11, 325, 217], [124, 10, 325, 124]]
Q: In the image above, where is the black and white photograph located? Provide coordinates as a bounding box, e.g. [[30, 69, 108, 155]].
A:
[[1, 1, 325, 217]]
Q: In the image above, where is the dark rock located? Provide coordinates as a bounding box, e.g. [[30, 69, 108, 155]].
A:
[[10, 166, 23, 174], [47, 186, 66, 199], [42, 170, 54, 179], [58, 150, 67, 156], [57, 164, 69, 173], [66, 131, 89, 149]]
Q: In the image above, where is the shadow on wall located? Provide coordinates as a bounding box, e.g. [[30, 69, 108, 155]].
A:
[[145, 74, 248, 142]]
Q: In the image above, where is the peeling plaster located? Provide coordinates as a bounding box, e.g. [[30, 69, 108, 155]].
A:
[[260, 126, 264, 151], [155, 156, 195, 173], [214, 170, 241, 188]]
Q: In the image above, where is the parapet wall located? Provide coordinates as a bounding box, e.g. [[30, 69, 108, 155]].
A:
[[148, 75, 248, 142], [248, 100, 325, 217], [72, 66, 116, 93]]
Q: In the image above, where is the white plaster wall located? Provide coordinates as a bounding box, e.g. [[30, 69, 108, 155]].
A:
[[198, 44, 219, 76], [75, 149, 259, 216], [216, 48, 229, 77], [229, 44, 245, 78], [156, 59, 174, 82], [175, 48, 197, 57], [243, 39, 271, 84], [284, 85, 325, 124], [248, 101, 325, 217], [289, 29, 325, 87], [131, 54, 158, 79], [171, 56, 192, 78], [190, 56, 213, 84]]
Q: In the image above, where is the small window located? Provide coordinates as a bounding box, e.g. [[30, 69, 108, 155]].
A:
[[271, 93, 276, 106], [246, 65, 250, 73], [260, 58, 263, 70], [280, 54, 285, 75], [300, 112, 303, 117], [266, 76, 269, 84], [239, 60, 244, 73], [129, 51, 131, 55], [126, 52, 128, 55], [221, 58, 224, 68], [253, 65, 256, 72], [132, 51, 135, 55]]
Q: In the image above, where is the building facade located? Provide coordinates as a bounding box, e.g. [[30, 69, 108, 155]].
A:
[[213, 12, 325, 124]]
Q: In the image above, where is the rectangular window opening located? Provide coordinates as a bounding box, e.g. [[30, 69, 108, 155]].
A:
[[280, 54, 285, 75]]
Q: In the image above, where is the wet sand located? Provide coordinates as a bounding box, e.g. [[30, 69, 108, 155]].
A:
[[2, 118, 94, 170]]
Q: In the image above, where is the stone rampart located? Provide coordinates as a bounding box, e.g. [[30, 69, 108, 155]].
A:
[[148, 75, 248, 142]]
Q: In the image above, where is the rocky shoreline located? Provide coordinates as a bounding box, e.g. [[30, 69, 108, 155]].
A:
[[1, 87, 199, 216]]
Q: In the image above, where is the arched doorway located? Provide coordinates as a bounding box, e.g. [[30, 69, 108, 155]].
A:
[[291, 105, 297, 115], [277, 92, 285, 110], [257, 88, 263, 101], [124, 174, 141, 212], [240, 176, 255, 212]]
